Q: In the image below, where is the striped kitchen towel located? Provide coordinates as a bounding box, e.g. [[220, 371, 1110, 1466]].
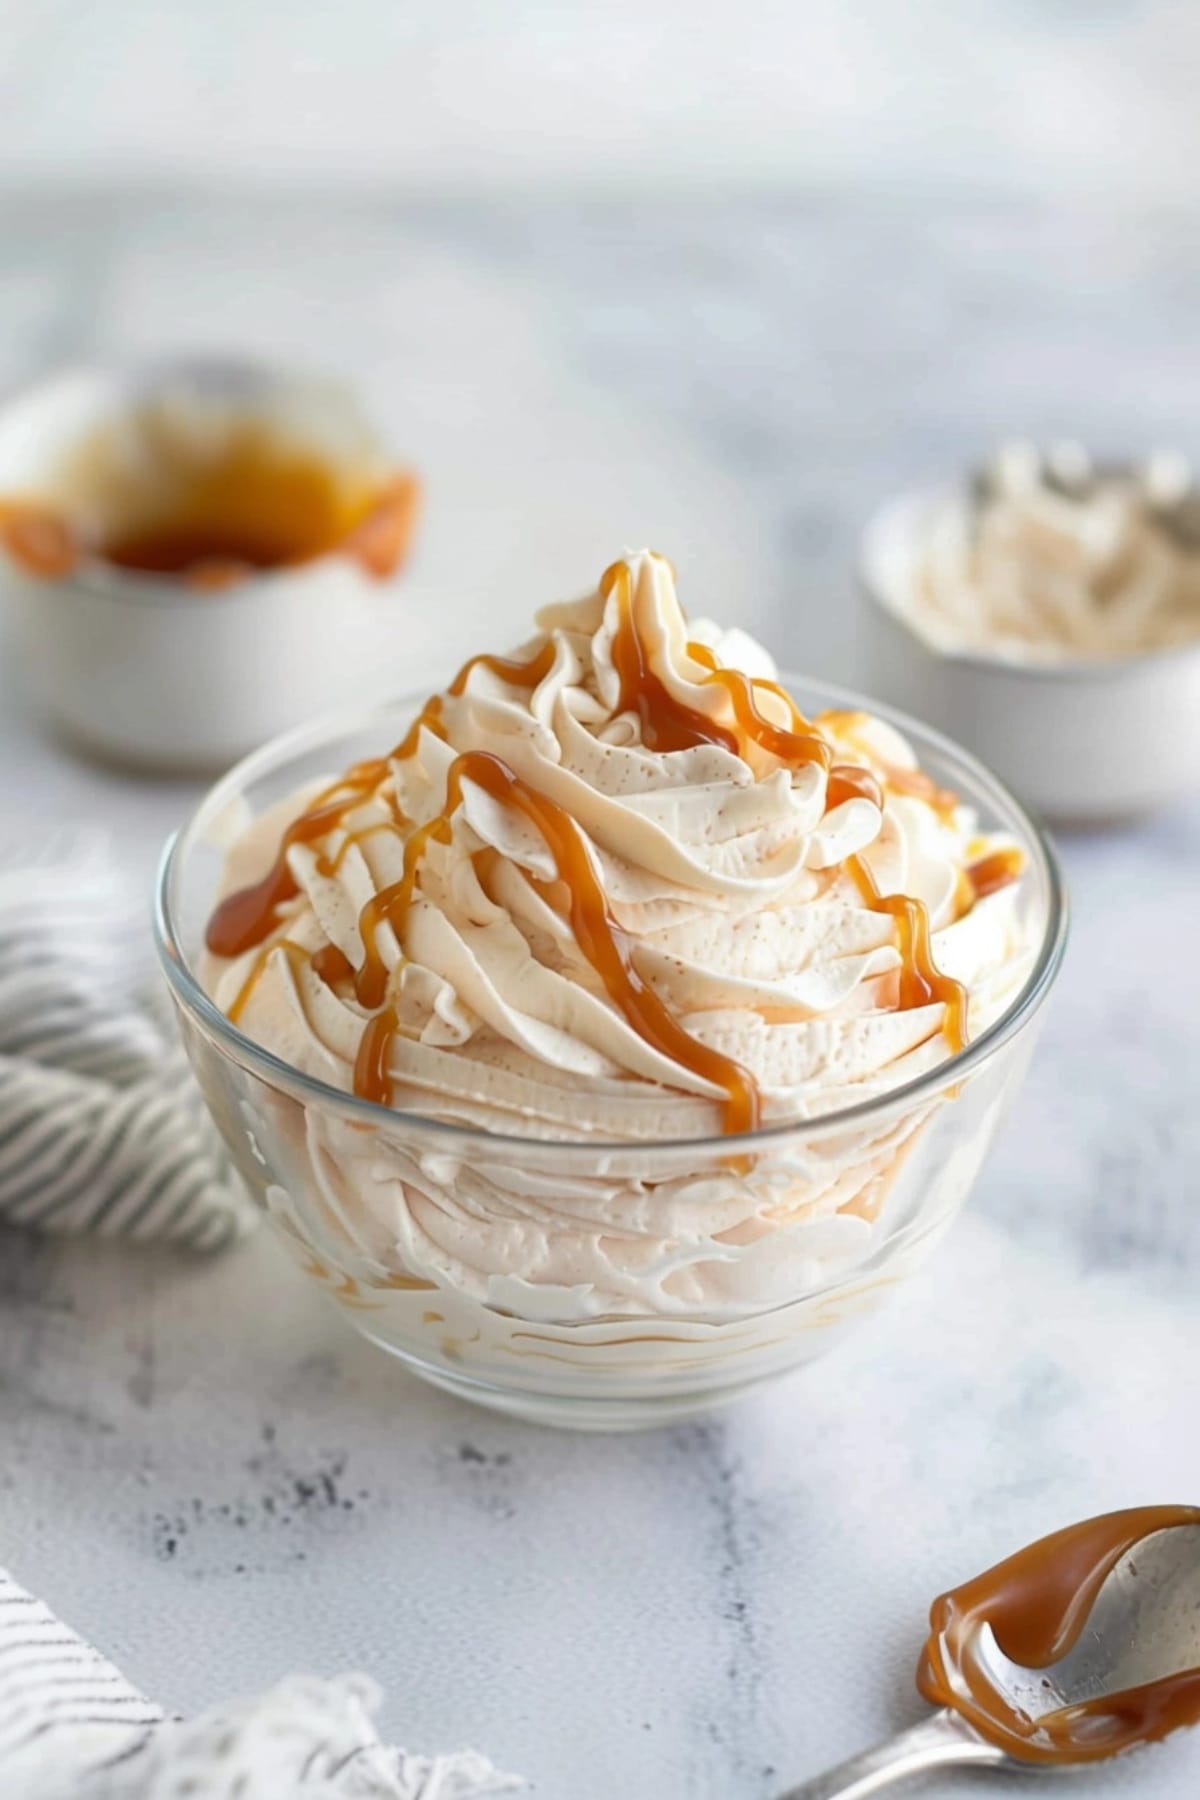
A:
[[0, 1566, 522, 1798], [0, 829, 255, 1249]]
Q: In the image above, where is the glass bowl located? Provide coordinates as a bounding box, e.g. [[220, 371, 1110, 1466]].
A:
[[154, 678, 1068, 1431]]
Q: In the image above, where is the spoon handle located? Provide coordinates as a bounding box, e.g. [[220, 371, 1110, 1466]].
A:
[[776, 1708, 1007, 1798]]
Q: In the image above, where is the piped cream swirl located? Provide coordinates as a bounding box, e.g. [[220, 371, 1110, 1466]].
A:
[[207, 550, 1030, 1138], [202, 551, 1035, 1326]]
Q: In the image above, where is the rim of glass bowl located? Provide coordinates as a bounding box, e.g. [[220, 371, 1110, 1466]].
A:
[[154, 675, 1069, 1157]]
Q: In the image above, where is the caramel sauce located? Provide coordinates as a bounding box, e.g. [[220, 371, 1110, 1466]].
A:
[[352, 750, 760, 1132], [391, 693, 446, 762], [817, 709, 960, 822], [227, 936, 308, 1024], [355, 1005, 400, 1106], [340, 474, 421, 580], [0, 500, 78, 577], [848, 855, 968, 1051], [206, 759, 389, 960], [355, 808, 457, 1010], [447, 639, 558, 697], [918, 1506, 1200, 1764], [883, 763, 961, 822], [208, 554, 990, 1131], [826, 764, 885, 811], [604, 562, 834, 778], [315, 820, 405, 881], [310, 943, 354, 988], [608, 605, 737, 755], [610, 581, 882, 816], [965, 846, 1025, 903], [0, 434, 419, 587]]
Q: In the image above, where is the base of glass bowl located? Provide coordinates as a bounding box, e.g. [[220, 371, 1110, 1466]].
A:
[[353, 1322, 768, 1432]]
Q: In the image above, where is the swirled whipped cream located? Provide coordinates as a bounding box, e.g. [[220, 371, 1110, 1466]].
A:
[[202, 550, 1035, 1329], [906, 443, 1200, 663]]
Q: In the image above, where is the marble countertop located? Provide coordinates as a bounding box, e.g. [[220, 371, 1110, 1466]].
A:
[[1, 189, 1198, 1799]]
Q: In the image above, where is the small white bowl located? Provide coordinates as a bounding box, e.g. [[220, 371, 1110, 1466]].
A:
[[0, 358, 418, 773], [860, 482, 1200, 823]]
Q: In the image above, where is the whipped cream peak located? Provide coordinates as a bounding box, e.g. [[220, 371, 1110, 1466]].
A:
[[206, 550, 1032, 1149]]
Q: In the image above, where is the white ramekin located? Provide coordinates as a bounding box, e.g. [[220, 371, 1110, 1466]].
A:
[[0, 359, 415, 773], [860, 483, 1200, 823]]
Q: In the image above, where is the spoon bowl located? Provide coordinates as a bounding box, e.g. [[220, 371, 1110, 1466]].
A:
[[974, 1523, 1200, 1736], [780, 1508, 1200, 1799]]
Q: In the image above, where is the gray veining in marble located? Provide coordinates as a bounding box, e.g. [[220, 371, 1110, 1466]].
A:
[[0, 190, 1197, 1799]]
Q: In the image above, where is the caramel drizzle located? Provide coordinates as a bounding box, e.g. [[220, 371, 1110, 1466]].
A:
[[818, 709, 960, 822], [447, 639, 558, 697], [918, 1505, 1200, 1765], [354, 1005, 400, 1106], [604, 561, 958, 1049], [953, 845, 1026, 922], [965, 846, 1024, 903], [884, 763, 961, 822], [209, 555, 982, 1125], [847, 855, 968, 1053], [617, 594, 882, 811], [353, 750, 760, 1131], [310, 943, 354, 987], [227, 937, 308, 1024], [206, 757, 390, 961], [203, 646, 558, 964]]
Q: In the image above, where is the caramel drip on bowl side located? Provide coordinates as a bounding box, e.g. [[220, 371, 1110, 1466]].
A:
[[918, 1505, 1200, 1764]]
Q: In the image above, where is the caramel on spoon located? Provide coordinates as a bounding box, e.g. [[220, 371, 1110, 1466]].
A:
[[779, 1506, 1200, 1797]]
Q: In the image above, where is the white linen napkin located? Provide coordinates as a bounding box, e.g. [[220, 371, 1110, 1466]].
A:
[[0, 830, 255, 1249], [0, 1566, 522, 1799]]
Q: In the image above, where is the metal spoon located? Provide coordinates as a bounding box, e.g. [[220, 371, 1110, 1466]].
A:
[[778, 1509, 1200, 1798]]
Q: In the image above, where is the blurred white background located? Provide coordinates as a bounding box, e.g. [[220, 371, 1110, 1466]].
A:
[[0, 0, 1194, 199]]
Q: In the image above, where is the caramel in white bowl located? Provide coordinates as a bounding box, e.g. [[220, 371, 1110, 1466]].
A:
[[0, 358, 419, 772]]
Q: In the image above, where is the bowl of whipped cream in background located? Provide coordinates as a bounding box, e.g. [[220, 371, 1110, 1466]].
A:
[[0, 357, 419, 773], [860, 443, 1200, 822], [155, 549, 1066, 1430]]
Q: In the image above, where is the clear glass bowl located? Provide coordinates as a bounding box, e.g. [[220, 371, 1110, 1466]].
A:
[[155, 679, 1068, 1431]]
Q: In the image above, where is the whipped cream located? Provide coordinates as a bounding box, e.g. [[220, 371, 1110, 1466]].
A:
[[905, 443, 1200, 663], [203, 550, 1035, 1334]]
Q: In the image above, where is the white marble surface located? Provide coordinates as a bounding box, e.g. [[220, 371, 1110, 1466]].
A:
[[1, 191, 1199, 1799]]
